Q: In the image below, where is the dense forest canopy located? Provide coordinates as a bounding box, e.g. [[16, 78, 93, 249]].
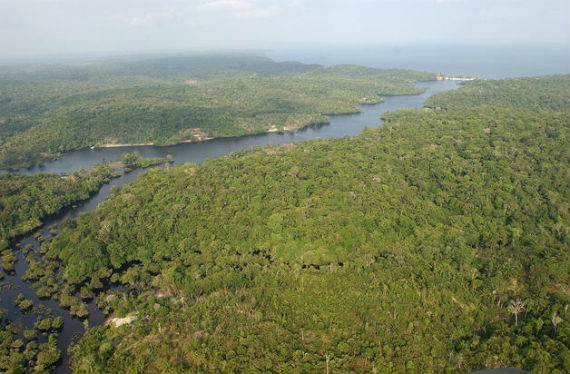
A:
[[0, 164, 119, 374], [0, 154, 169, 373], [0, 55, 435, 169], [0, 152, 168, 253], [425, 76, 570, 112], [32, 75, 569, 373], [0, 164, 119, 252]]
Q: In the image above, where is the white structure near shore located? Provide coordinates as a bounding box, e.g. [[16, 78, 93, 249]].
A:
[[436, 73, 476, 81]]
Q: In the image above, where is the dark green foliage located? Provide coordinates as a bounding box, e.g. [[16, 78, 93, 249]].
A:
[[15, 293, 33, 312], [33, 335, 61, 374], [34, 317, 63, 332], [0, 312, 61, 374], [0, 55, 434, 169], [0, 163, 120, 251], [44, 76, 569, 373], [1, 249, 17, 272], [425, 75, 570, 112], [121, 152, 169, 169], [306, 64, 436, 83]]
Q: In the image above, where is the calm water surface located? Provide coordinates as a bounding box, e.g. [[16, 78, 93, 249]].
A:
[[1, 79, 458, 374], [1, 168, 146, 374], [22, 80, 459, 175]]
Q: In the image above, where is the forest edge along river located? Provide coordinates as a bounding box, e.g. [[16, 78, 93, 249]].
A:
[[14, 80, 459, 175], [0, 80, 459, 374]]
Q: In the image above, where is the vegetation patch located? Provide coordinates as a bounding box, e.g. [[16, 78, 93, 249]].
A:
[[0, 55, 434, 169], [37, 75, 569, 373]]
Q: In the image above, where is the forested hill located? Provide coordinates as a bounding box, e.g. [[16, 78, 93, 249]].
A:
[[0, 55, 434, 169], [41, 75, 569, 373], [425, 75, 570, 112]]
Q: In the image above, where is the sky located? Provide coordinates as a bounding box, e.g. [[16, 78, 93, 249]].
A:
[[0, 0, 569, 57]]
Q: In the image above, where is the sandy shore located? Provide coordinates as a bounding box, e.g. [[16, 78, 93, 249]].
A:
[[96, 143, 154, 148], [95, 137, 216, 149], [267, 125, 302, 133]]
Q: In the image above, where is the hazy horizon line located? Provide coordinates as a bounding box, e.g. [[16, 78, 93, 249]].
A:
[[1, 41, 569, 64]]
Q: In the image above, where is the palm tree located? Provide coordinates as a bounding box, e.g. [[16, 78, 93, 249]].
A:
[[508, 299, 526, 325]]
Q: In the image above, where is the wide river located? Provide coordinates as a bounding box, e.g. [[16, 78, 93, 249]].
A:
[[2, 79, 459, 374], [21, 80, 459, 175]]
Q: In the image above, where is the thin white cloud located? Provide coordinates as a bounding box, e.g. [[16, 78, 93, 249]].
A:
[[235, 8, 274, 19], [128, 9, 177, 27], [198, 0, 275, 19], [124, 0, 274, 28], [2, 0, 567, 57], [199, 0, 250, 11]]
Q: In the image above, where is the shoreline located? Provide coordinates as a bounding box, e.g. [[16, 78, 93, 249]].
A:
[[93, 137, 216, 149], [0, 79, 457, 374], [56, 87, 434, 151], [91, 120, 335, 149], [2, 81, 437, 171], [96, 142, 154, 148]]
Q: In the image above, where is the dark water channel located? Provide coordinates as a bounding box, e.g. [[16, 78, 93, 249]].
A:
[[0, 80, 459, 373], [1, 169, 146, 374]]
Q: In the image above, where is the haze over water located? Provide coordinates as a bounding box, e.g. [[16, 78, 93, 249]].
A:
[[268, 44, 570, 79]]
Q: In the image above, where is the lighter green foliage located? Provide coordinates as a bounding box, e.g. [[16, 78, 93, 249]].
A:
[[45, 76, 570, 373], [0, 55, 433, 169]]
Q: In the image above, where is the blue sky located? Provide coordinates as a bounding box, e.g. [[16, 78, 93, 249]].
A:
[[1, 0, 568, 57]]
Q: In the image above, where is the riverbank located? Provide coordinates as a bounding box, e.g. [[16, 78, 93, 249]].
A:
[[8, 80, 458, 176], [52, 75, 569, 374], [95, 142, 154, 148], [0, 167, 150, 374], [82, 99, 383, 150], [0, 80, 459, 374]]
